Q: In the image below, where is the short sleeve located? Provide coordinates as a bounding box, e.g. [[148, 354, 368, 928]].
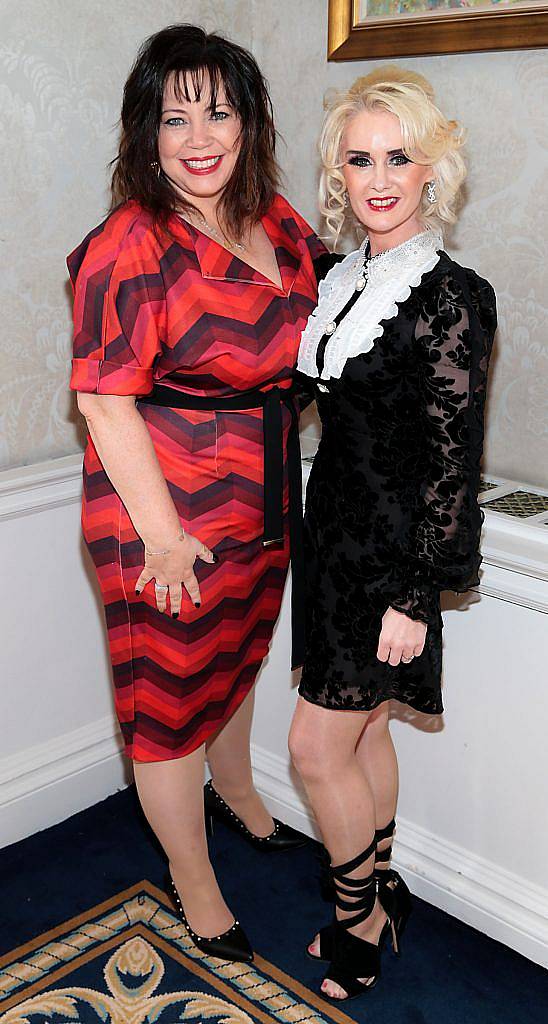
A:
[[68, 213, 165, 396], [390, 269, 497, 624]]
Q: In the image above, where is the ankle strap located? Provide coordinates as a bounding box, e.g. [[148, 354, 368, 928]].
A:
[[331, 836, 376, 879], [334, 875, 377, 928], [375, 818, 395, 843], [375, 818, 395, 863], [329, 838, 377, 930]]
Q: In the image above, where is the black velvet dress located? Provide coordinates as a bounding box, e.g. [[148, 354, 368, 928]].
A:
[[298, 250, 497, 714]]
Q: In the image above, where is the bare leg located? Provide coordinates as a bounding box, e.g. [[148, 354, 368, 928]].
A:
[[134, 747, 234, 938], [206, 687, 274, 837], [289, 698, 388, 999], [356, 701, 398, 871]]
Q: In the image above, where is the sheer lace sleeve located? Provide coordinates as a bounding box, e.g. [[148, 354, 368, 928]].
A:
[[390, 269, 497, 625]]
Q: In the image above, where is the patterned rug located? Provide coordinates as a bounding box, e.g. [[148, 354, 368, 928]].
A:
[[0, 880, 355, 1024], [2, 788, 548, 1024]]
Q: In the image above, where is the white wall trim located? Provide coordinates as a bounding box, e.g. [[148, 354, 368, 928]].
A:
[[251, 742, 548, 969], [0, 453, 83, 520], [2, 454, 547, 613], [481, 512, 548, 584], [0, 715, 128, 848], [475, 561, 548, 614]]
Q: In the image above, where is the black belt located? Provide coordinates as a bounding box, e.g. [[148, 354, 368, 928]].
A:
[[139, 382, 305, 669]]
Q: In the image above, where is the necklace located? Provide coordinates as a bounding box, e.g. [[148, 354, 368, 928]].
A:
[[181, 210, 247, 252], [354, 241, 373, 292]]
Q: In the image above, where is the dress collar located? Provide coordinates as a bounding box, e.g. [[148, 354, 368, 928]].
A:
[[297, 228, 444, 381], [342, 228, 444, 286], [169, 194, 301, 296]]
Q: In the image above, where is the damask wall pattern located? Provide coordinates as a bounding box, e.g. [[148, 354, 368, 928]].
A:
[[0, 0, 251, 469], [1, 0, 546, 487], [252, 0, 548, 489]]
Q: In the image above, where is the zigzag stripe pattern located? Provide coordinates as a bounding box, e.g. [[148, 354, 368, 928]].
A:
[[69, 196, 325, 761]]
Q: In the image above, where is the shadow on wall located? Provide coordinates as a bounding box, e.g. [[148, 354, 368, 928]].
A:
[[64, 277, 88, 449]]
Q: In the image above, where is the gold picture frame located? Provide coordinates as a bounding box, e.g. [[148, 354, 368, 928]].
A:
[[328, 0, 548, 59]]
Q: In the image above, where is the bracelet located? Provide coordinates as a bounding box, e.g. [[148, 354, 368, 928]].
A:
[[145, 529, 185, 557]]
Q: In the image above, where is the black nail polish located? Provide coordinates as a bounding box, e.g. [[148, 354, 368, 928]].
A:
[[135, 589, 142, 595], [194, 602, 201, 608], [212, 554, 219, 563], [172, 612, 179, 620]]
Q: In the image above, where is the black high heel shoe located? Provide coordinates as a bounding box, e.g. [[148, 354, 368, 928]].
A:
[[374, 819, 412, 951], [204, 780, 307, 852], [308, 819, 411, 962], [318, 840, 396, 1002], [167, 870, 253, 963]]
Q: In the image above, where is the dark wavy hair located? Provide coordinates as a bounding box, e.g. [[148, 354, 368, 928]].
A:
[[110, 24, 280, 239]]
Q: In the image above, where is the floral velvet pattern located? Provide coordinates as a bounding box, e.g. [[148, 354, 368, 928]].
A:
[[299, 253, 497, 714]]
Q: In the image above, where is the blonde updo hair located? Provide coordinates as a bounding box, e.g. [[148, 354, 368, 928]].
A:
[[319, 66, 466, 245]]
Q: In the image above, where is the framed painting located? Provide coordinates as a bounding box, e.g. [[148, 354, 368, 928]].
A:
[[328, 0, 548, 58]]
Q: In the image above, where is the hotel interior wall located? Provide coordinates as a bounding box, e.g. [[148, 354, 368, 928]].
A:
[[1, 0, 547, 968], [256, 0, 548, 489]]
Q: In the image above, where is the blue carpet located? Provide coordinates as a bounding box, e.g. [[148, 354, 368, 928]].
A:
[[0, 786, 546, 1024]]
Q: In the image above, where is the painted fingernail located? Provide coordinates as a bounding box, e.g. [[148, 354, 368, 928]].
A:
[[135, 588, 142, 595], [212, 554, 219, 563], [172, 612, 179, 620], [194, 602, 201, 608]]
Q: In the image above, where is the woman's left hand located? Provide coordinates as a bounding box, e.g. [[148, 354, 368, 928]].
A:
[[376, 607, 427, 667]]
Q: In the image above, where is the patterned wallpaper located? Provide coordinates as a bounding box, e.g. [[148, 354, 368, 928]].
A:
[[0, 0, 251, 469], [1, 0, 546, 487], [252, 0, 548, 489]]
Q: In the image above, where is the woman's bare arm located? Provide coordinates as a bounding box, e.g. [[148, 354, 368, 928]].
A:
[[78, 392, 181, 548], [77, 392, 215, 614]]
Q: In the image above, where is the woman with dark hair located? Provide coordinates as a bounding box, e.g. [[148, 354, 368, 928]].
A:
[[69, 24, 325, 963]]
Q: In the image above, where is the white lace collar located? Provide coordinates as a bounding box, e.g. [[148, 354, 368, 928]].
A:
[[297, 228, 443, 381]]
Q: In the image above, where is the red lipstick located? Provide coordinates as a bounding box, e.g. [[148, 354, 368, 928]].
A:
[[180, 155, 224, 176]]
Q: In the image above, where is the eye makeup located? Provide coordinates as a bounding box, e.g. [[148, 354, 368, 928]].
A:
[[346, 149, 411, 167]]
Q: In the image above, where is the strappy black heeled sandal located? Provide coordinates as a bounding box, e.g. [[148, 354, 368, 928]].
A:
[[167, 870, 253, 963], [308, 819, 411, 962], [319, 839, 394, 1002], [374, 818, 412, 953]]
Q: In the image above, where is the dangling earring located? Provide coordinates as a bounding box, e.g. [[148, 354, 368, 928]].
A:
[[343, 191, 349, 208], [151, 161, 161, 178], [427, 180, 436, 204]]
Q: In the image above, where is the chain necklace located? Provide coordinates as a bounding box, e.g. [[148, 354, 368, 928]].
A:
[[354, 240, 392, 292], [180, 210, 247, 252], [354, 240, 372, 292]]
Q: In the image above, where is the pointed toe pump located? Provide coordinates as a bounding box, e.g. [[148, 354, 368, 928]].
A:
[[167, 871, 253, 963], [204, 780, 307, 852]]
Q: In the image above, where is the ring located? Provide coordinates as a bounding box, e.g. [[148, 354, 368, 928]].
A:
[[154, 583, 169, 591], [401, 655, 414, 663]]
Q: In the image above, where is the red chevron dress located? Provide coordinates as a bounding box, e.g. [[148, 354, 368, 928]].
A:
[[68, 196, 323, 762]]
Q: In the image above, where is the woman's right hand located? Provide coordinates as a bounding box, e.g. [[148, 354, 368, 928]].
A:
[[135, 532, 217, 617]]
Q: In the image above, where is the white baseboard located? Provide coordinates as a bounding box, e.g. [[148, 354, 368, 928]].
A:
[[0, 716, 129, 848], [251, 743, 548, 969], [0, 453, 83, 520], [2, 712, 546, 968]]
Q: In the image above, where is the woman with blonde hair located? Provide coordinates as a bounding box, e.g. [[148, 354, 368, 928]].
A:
[[289, 67, 496, 1001]]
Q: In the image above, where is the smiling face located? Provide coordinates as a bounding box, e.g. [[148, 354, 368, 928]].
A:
[[158, 72, 242, 212], [342, 107, 433, 252]]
